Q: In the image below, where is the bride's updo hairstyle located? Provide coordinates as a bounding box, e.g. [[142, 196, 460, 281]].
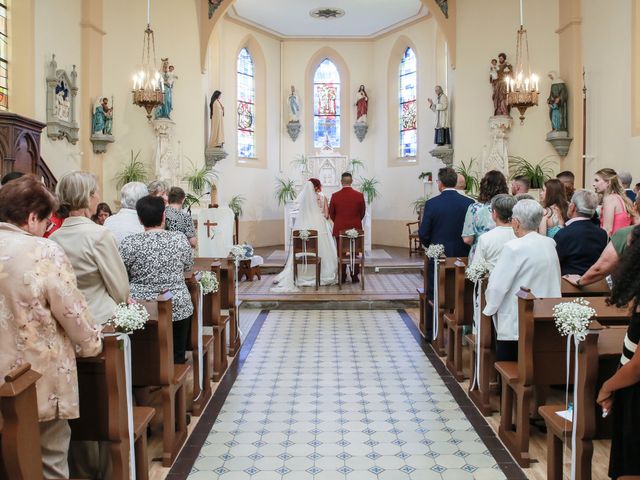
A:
[[309, 178, 322, 192]]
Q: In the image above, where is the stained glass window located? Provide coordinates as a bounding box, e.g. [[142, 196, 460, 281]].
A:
[[0, 2, 7, 111], [313, 59, 340, 149], [399, 47, 417, 158], [237, 48, 255, 158]]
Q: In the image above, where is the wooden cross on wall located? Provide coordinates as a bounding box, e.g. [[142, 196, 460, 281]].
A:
[[204, 220, 218, 239]]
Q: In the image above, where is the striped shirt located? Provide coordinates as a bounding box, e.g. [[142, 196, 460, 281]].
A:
[[621, 311, 640, 366]]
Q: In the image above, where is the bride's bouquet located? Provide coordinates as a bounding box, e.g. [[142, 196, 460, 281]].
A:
[[230, 243, 254, 261]]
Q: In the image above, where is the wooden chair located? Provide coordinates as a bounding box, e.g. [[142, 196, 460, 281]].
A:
[[292, 229, 321, 290], [71, 328, 155, 480], [185, 272, 214, 416], [338, 229, 365, 290], [237, 259, 261, 281], [406, 204, 424, 256], [130, 292, 191, 467], [443, 258, 472, 381], [0, 364, 44, 480], [539, 323, 625, 480], [495, 289, 630, 467]]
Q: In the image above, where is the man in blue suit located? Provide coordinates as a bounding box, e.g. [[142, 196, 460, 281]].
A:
[[419, 167, 474, 340]]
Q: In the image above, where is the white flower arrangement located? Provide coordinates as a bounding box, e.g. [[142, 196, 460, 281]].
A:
[[345, 228, 360, 239], [425, 244, 445, 259], [198, 270, 219, 295], [553, 297, 597, 337], [297, 229, 311, 241], [110, 303, 149, 334], [466, 260, 490, 283], [229, 243, 254, 262]]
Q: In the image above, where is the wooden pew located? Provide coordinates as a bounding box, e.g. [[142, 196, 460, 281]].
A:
[[539, 323, 625, 480], [195, 257, 240, 357], [467, 276, 612, 417], [194, 259, 230, 380], [417, 255, 428, 338], [71, 329, 155, 480], [0, 364, 44, 480], [443, 258, 472, 381], [495, 290, 629, 467], [425, 257, 459, 355], [131, 293, 191, 468], [184, 271, 214, 416]]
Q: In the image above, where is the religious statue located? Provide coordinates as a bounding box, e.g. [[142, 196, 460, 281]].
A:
[[355, 85, 368, 123], [208, 90, 224, 147], [54, 80, 71, 122], [155, 58, 178, 120], [490, 53, 512, 116], [91, 97, 113, 135], [547, 72, 568, 132], [288, 85, 300, 122], [427, 85, 450, 146]]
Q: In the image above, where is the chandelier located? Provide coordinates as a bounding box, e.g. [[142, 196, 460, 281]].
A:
[[505, 0, 538, 125], [131, 0, 164, 120]]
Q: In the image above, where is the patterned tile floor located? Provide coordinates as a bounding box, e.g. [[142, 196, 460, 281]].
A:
[[188, 310, 507, 480]]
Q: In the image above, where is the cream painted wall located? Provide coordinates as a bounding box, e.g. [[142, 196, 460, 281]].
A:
[[583, 0, 640, 184], [454, 0, 560, 174], [33, 0, 83, 177]]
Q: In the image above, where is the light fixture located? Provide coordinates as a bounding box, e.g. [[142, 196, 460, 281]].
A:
[[505, 0, 538, 124], [131, 0, 164, 120]]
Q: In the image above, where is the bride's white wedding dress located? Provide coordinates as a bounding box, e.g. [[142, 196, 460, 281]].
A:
[[271, 181, 338, 292]]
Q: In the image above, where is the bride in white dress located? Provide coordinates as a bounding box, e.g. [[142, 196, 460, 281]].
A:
[[271, 180, 338, 292]]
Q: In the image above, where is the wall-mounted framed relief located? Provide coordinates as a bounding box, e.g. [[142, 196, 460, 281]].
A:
[[46, 54, 79, 144]]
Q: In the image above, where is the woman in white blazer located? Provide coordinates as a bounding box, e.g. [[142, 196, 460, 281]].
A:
[[483, 199, 562, 361]]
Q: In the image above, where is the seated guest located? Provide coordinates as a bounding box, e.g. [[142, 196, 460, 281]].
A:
[[104, 181, 147, 245], [419, 167, 474, 340], [594, 168, 636, 237], [51, 171, 129, 325], [557, 170, 576, 200], [554, 190, 608, 275], [515, 193, 535, 201], [510, 175, 530, 196], [91, 202, 112, 225], [470, 194, 517, 271], [455, 173, 466, 191], [539, 178, 568, 238], [148, 179, 170, 205], [619, 171, 637, 202], [0, 175, 102, 479], [0, 171, 24, 186], [597, 231, 640, 479], [483, 200, 562, 361], [166, 186, 197, 248], [462, 170, 509, 259], [119, 195, 194, 363]]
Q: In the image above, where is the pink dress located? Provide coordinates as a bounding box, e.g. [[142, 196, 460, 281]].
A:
[[601, 194, 632, 236]]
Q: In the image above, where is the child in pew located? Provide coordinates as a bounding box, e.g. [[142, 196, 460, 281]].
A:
[[598, 231, 640, 479]]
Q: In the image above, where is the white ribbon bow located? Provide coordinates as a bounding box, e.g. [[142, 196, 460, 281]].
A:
[[564, 330, 588, 480], [469, 278, 483, 391], [432, 258, 441, 341], [195, 283, 204, 396]]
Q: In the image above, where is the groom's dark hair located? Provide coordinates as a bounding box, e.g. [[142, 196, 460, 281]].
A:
[[341, 172, 353, 185], [438, 167, 457, 188]]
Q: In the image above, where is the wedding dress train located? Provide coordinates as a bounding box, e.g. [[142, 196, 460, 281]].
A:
[[271, 181, 338, 292]]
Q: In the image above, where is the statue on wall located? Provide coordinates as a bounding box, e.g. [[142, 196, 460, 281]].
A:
[[428, 85, 450, 146], [155, 58, 177, 120], [286, 85, 301, 142], [46, 54, 79, 144], [90, 96, 115, 154], [547, 72, 568, 132], [208, 90, 224, 147], [355, 85, 368, 123], [490, 53, 512, 116]]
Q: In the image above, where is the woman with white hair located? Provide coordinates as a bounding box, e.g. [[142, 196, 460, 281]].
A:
[[148, 179, 170, 205], [51, 171, 129, 326], [483, 199, 562, 361], [104, 181, 148, 244]]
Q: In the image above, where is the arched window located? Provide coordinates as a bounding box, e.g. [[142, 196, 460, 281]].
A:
[[399, 47, 417, 158], [313, 59, 341, 148], [236, 48, 255, 158], [0, 2, 8, 110]]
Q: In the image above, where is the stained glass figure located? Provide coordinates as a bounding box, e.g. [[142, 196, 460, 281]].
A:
[[399, 47, 417, 158], [237, 48, 255, 158], [313, 59, 341, 149]]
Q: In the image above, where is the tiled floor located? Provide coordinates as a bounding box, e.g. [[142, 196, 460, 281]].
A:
[[186, 310, 513, 480]]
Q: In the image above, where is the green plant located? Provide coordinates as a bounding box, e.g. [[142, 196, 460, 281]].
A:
[[455, 158, 480, 195], [358, 177, 380, 204], [290, 154, 309, 171], [182, 161, 218, 209], [411, 195, 430, 215], [274, 177, 296, 206], [418, 171, 433, 181], [228, 194, 246, 218], [347, 158, 365, 176], [114, 150, 148, 189], [508, 155, 556, 189]]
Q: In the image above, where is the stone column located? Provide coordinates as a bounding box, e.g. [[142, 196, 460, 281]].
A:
[[481, 115, 513, 175]]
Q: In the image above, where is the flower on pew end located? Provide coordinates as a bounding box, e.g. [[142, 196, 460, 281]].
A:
[[109, 303, 149, 334], [198, 270, 219, 295], [344, 228, 360, 239], [552, 297, 597, 338], [465, 260, 490, 283], [425, 244, 445, 259], [297, 229, 311, 241]]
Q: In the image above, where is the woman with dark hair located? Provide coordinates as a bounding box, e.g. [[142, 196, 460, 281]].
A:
[[0, 175, 102, 478], [91, 202, 112, 225], [119, 195, 194, 363], [309, 177, 330, 219], [208, 90, 224, 147], [462, 169, 508, 259], [597, 230, 640, 478], [538, 178, 568, 238]]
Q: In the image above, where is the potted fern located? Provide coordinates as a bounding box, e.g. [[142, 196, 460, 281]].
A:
[[228, 194, 245, 244], [358, 177, 380, 204], [455, 158, 480, 196], [274, 177, 296, 206], [411, 195, 430, 215], [508, 155, 556, 189], [114, 150, 148, 189], [418, 171, 433, 183], [347, 158, 365, 176], [182, 162, 218, 211]]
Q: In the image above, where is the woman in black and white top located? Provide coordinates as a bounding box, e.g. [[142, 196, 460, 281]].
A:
[[598, 230, 640, 479], [165, 186, 197, 248], [119, 195, 194, 364]]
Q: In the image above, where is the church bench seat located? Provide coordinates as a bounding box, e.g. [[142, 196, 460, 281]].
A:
[[443, 258, 470, 381], [422, 256, 458, 355]]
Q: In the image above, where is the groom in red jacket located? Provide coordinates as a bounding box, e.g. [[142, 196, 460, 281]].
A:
[[329, 172, 367, 283]]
